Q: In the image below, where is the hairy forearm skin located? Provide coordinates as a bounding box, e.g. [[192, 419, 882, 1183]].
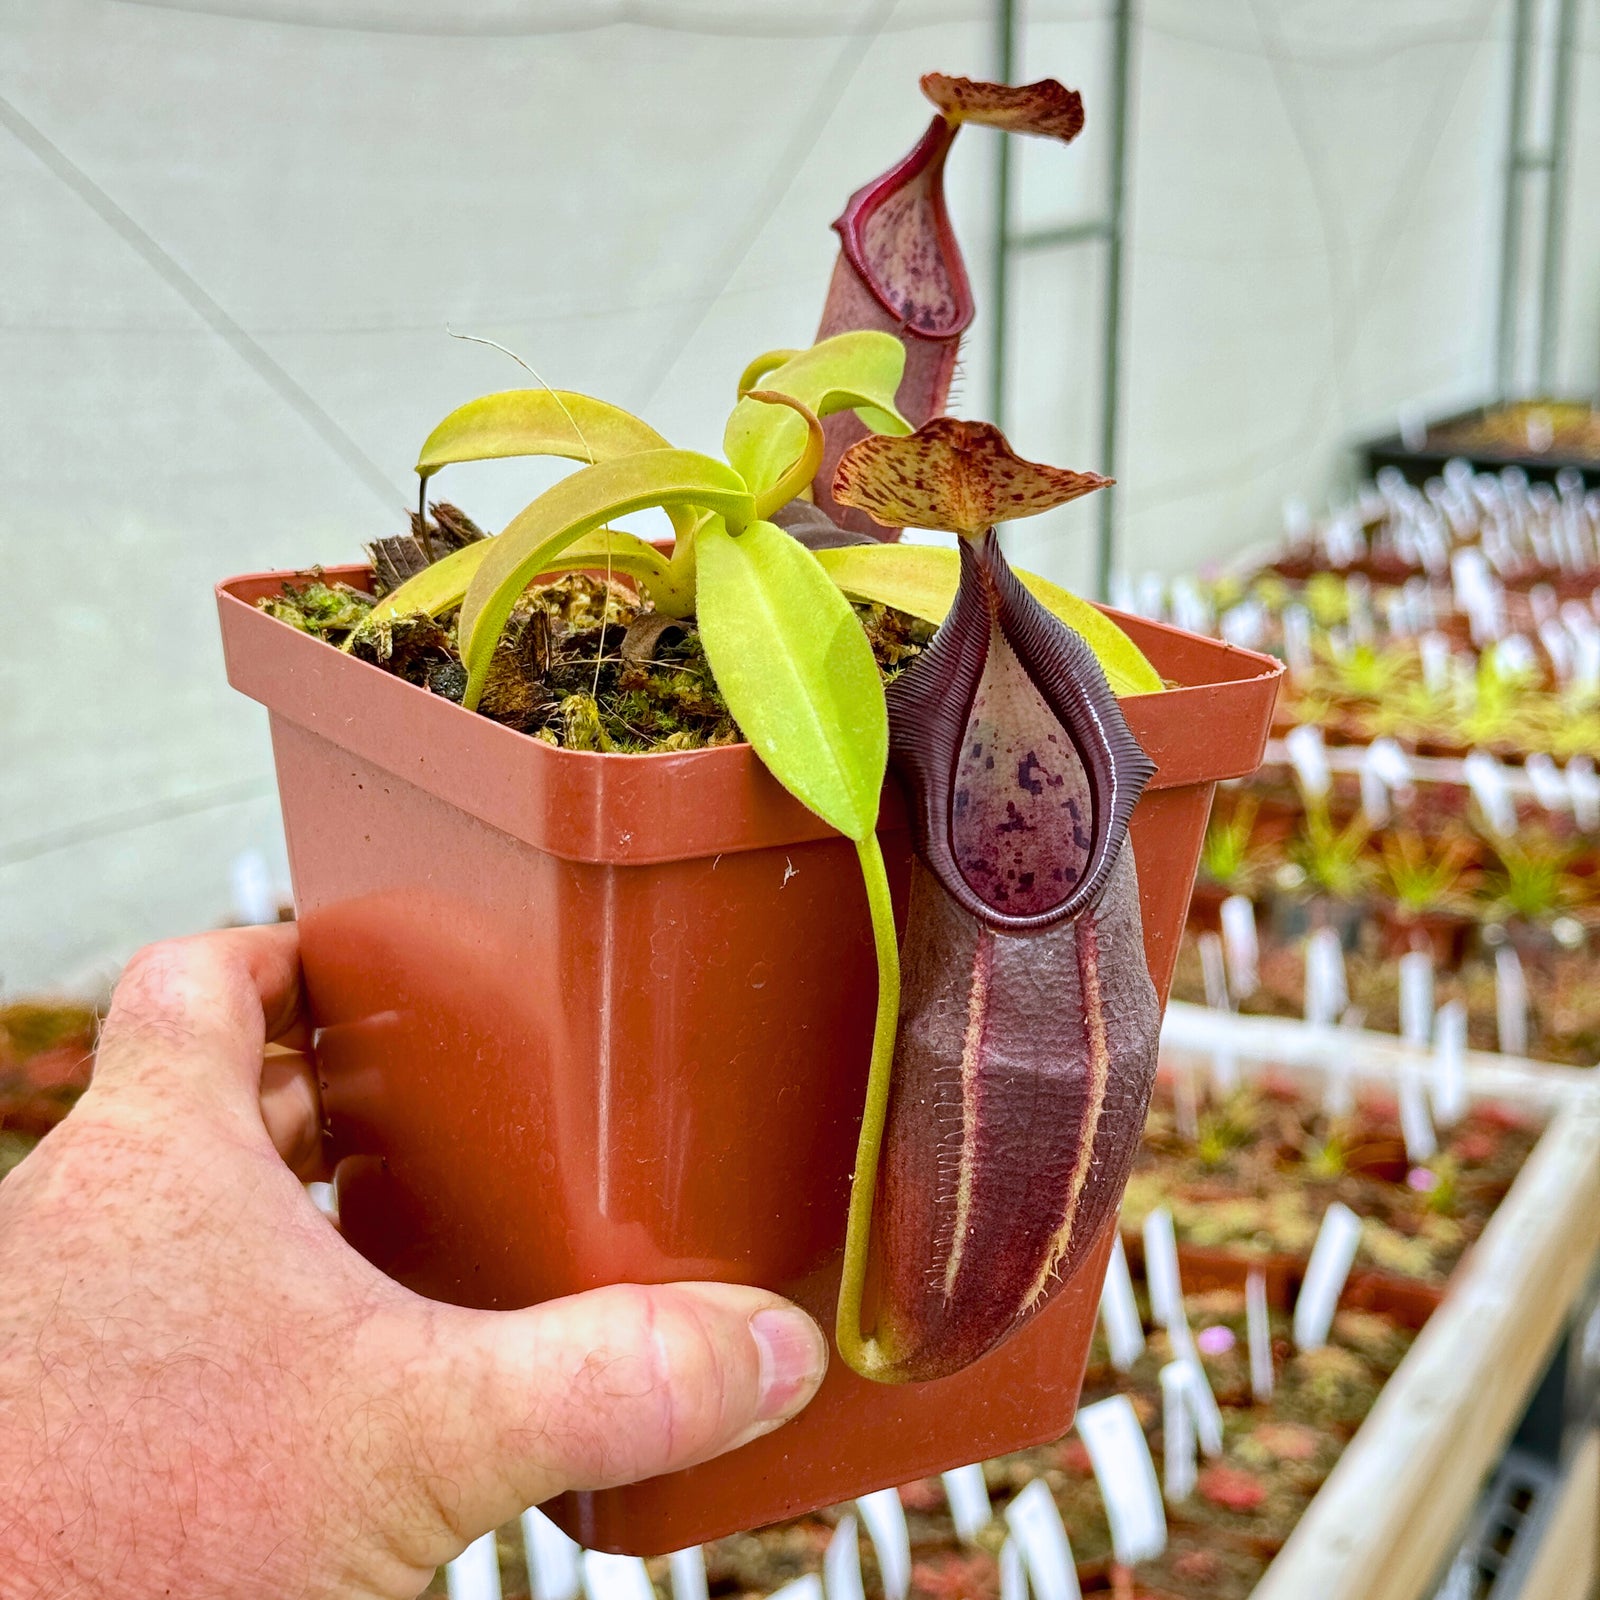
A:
[[0, 931, 826, 1600], [0, 1104, 427, 1600]]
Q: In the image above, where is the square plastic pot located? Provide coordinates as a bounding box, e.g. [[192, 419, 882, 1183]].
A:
[[217, 564, 1282, 1555]]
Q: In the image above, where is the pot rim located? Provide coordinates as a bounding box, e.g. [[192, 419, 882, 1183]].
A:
[[218, 562, 1283, 866]]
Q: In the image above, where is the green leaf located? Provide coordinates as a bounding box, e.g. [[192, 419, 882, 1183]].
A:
[[540, 529, 696, 617], [460, 449, 753, 706], [737, 348, 803, 398], [723, 332, 912, 498], [364, 540, 491, 627], [696, 519, 888, 841], [416, 389, 673, 477], [415, 389, 693, 536], [361, 530, 690, 633], [814, 543, 1164, 697]]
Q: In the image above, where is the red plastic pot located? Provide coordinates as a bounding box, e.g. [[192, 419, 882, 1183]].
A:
[[217, 564, 1281, 1554]]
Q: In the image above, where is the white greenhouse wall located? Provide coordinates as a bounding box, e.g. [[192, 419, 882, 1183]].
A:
[[2, 0, 1597, 989]]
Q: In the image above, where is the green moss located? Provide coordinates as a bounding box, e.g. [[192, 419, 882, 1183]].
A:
[[260, 574, 374, 638], [267, 568, 933, 755]]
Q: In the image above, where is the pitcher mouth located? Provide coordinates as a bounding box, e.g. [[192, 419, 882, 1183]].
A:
[[832, 114, 975, 342]]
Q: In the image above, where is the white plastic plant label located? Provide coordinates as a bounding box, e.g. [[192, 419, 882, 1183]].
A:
[[1536, 621, 1574, 683], [1281, 605, 1313, 677], [1165, 1321, 1224, 1457], [1170, 577, 1212, 637], [522, 1509, 581, 1600], [1284, 724, 1331, 802], [1304, 928, 1348, 1029], [767, 1578, 823, 1600], [825, 1514, 864, 1600], [1198, 930, 1229, 1012], [1307, 934, 1355, 1112], [1450, 546, 1491, 612], [940, 1464, 993, 1544], [1366, 736, 1413, 801], [1568, 755, 1600, 831], [1493, 633, 1536, 679], [1430, 999, 1470, 1127], [1220, 601, 1267, 650], [855, 1489, 911, 1600], [1075, 1396, 1167, 1565], [1495, 946, 1529, 1056], [1473, 585, 1508, 645], [1197, 931, 1240, 1093], [1402, 578, 1434, 633], [1323, 1063, 1355, 1120], [1172, 1056, 1200, 1141], [1159, 1362, 1198, 1503], [1246, 1269, 1274, 1402], [1573, 628, 1600, 694], [1464, 749, 1517, 837], [1419, 631, 1451, 692], [1219, 895, 1259, 998], [1188, 1356, 1225, 1457], [1004, 1479, 1080, 1600], [1142, 1207, 1184, 1330], [447, 1533, 503, 1600], [1516, 755, 1568, 819], [668, 1548, 708, 1600], [1293, 1203, 1363, 1351], [1398, 949, 1434, 1047], [1415, 515, 1451, 576], [999, 1538, 1029, 1600], [582, 1552, 654, 1600], [1357, 750, 1391, 826], [1323, 512, 1365, 568], [1397, 1062, 1438, 1165], [1098, 1233, 1146, 1372]]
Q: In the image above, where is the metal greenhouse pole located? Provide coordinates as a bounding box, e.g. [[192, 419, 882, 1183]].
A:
[[989, 0, 1135, 601], [1496, 0, 1581, 396]]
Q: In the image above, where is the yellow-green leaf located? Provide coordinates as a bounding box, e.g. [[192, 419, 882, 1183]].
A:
[[696, 519, 888, 841], [416, 389, 672, 478], [361, 529, 689, 632], [364, 540, 491, 628], [542, 528, 695, 617], [415, 389, 694, 537], [814, 543, 1163, 697], [724, 332, 912, 499], [460, 450, 753, 707], [737, 348, 803, 399]]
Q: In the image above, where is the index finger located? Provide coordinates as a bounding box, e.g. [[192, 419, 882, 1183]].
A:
[[93, 924, 308, 1110]]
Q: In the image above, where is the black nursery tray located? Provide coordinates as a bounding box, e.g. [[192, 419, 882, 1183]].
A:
[[1362, 398, 1600, 488]]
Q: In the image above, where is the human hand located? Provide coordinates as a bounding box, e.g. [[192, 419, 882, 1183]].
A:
[[0, 926, 827, 1598]]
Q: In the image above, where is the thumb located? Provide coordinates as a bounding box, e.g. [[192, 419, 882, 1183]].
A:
[[384, 1281, 828, 1553]]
